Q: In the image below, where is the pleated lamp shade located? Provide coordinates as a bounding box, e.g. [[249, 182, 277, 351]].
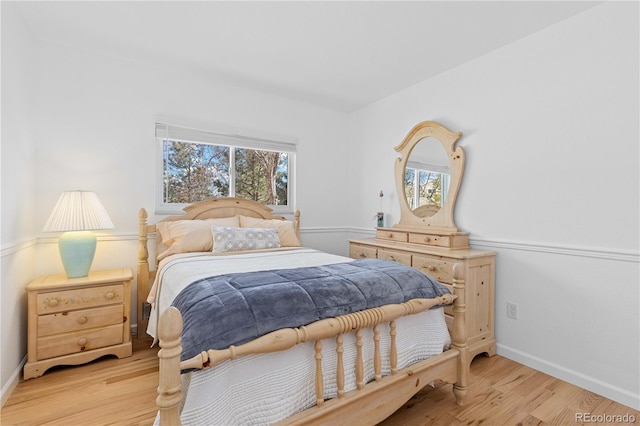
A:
[[43, 191, 114, 278]]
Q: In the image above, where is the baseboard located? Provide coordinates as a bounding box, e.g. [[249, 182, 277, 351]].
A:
[[496, 343, 640, 411], [1, 355, 26, 408]]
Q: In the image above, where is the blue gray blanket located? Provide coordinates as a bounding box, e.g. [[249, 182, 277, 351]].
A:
[[173, 258, 451, 361]]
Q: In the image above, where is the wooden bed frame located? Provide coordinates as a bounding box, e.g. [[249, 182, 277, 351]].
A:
[[137, 198, 469, 426]]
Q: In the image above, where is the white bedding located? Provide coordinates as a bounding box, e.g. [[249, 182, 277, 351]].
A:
[[148, 248, 451, 425]]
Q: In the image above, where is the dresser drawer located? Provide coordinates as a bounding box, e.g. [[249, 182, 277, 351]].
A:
[[412, 255, 454, 284], [349, 244, 377, 259], [408, 233, 451, 248], [378, 249, 412, 266], [37, 284, 124, 315], [38, 305, 124, 337], [37, 324, 123, 360], [376, 230, 408, 243]]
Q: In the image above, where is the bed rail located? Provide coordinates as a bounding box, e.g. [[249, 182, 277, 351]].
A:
[[156, 262, 468, 426]]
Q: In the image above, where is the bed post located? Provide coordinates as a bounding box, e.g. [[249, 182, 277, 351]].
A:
[[137, 208, 150, 339], [451, 262, 468, 406], [157, 307, 184, 426], [294, 209, 301, 239]]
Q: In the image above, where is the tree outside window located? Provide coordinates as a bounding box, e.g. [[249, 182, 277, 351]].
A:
[[162, 140, 289, 207]]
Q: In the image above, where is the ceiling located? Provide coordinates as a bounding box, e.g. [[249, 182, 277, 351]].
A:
[[15, 1, 600, 112]]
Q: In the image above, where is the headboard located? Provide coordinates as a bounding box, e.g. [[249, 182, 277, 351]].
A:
[[136, 197, 301, 338]]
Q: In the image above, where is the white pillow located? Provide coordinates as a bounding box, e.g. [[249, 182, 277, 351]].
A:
[[211, 226, 281, 253]]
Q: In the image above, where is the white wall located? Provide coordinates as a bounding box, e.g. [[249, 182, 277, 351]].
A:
[[30, 40, 352, 268], [0, 3, 38, 405], [348, 2, 639, 409], [30, 46, 351, 234]]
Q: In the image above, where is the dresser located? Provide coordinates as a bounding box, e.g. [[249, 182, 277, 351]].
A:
[[24, 268, 133, 379], [350, 228, 496, 364]]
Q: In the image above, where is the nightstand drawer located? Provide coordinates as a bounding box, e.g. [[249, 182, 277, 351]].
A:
[[37, 284, 124, 314], [412, 255, 454, 284], [349, 244, 377, 259], [378, 249, 412, 266], [38, 305, 124, 337], [37, 324, 123, 360]]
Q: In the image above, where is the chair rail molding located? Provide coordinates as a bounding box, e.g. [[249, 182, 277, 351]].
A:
[[5, 232, 637, 264], [346, 227, 639, 263], [469, 237, 639, 263]]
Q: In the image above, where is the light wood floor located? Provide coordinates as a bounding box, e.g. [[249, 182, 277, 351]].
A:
[[2, 337, 638, 425]]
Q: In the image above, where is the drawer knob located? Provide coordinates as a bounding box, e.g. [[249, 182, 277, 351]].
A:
[[424, 237, 431, 242], [77, 338, 87, 346], [359, 252, 366, 258], [387, 233, 393, 238], [104, 292, 115, 300], [47, 299, 59, 307], [425, 265, 437, 272], [77, 316, 88, 325]]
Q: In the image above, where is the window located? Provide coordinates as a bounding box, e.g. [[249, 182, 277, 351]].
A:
[[156, 123, 296, 214]]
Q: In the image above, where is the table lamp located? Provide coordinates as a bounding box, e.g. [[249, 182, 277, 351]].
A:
[[43, 190, 115, 278]]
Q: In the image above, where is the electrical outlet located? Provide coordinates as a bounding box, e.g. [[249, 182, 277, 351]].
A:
[[507, 302, 518, 319]]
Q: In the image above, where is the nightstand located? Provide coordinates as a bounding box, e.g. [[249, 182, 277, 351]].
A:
[[23, 268, 133, 379]]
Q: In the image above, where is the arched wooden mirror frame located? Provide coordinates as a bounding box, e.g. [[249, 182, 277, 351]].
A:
[[393, 121, 465, 234]]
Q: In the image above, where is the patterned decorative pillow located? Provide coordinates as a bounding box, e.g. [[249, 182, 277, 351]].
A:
[[237, 215, 301, 247], [211, 226, 281, 253], [156, 216, 240, 260]]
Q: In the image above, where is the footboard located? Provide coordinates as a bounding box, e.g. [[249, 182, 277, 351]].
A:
[[156, 264, 469, 426]]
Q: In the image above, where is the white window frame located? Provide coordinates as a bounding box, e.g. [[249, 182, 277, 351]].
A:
[[155, 123, 296, 215]]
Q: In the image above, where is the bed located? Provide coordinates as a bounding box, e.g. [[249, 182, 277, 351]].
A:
[[137, 198, 470, 425]]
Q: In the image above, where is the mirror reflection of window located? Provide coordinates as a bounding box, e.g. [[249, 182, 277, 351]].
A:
[[404, 166, 450, 214]]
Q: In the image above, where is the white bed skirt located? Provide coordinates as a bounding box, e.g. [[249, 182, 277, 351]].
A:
[[160, 307, 450, 426]]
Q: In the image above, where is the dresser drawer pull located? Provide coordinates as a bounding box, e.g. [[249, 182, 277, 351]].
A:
[[77, 316, 88, 325], [77, 338, 88, 347], [424, 237, 431, 242], [422, 265, 437, 272], [47, 299, 59, 307], [104, 292, 115, 300], [359, 252, 367, 258]]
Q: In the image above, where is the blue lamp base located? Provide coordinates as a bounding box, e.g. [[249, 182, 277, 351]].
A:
[[58, 231, 97, 278]]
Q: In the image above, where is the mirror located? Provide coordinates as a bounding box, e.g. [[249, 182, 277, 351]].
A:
[[404, 137, 450, 217], [393, 121, 464, 233]]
